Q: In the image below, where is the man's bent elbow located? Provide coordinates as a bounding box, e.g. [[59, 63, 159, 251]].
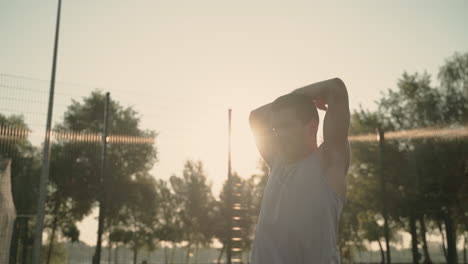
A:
[[333, 78, 347, 94]]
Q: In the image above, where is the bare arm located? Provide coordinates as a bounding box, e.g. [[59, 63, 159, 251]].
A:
[[291, 77, 350, 196], [291, 77, 350, 149], [249, 102, 277, 168]]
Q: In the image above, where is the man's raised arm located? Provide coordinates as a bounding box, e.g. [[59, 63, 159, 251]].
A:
[[291, 77, 350, 196], [291, 77, 350, 149]]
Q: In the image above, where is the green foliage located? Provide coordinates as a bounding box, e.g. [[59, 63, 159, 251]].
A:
[[169, 160, 216, 247], [342, 51, 468, 263]]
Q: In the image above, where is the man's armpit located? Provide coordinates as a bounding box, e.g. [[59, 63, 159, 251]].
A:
[[320, 140, 350, 174]]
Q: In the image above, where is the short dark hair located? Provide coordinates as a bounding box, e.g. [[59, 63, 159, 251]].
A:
[[271, 93, 319, 124]]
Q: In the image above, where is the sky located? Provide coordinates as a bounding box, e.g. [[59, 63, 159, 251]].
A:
[[1, 0, 467, 247]]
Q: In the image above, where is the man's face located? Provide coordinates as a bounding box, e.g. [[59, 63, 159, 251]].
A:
[[271, 107, 314, 160]]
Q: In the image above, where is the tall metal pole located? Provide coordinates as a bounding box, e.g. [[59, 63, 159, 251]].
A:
[[226, 109, 232, 264], [378, 127, 391, 263], [32, 0, 62, 263], [93, 92, 110, 264]]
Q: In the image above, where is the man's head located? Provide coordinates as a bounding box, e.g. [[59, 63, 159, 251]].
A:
[[271, 93, 319, 161]]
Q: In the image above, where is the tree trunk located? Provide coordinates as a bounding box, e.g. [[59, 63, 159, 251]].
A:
[[410, 215, 420, 264], [419, 215, 432, 264], [377, 239, 385, 264], [133, 246, 138, 264], [20, 218, 29, 264], [438, 221, 448, 261], [217, 243, 225, 264], [444, 211, 458, 263], [46, 213, 59, 264], [9, 219, 20, 264]]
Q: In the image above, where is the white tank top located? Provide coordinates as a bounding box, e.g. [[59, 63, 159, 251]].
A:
[[251, 150, 344, 264]]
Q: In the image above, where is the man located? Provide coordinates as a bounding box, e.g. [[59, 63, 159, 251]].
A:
[[249, 78, 350, 263]]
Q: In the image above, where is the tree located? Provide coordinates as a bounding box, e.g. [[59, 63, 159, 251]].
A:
[[49, 91, 158, 263], [154, 179, 184, 264], [377, 52, 468, 263], [109, 176, 159, 264], [358, 212, 388, 264], [344, 52, 468, 263], [170, 160, 216, 264], [213, 172, 257, 263], [0, 114, 40, 264]]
